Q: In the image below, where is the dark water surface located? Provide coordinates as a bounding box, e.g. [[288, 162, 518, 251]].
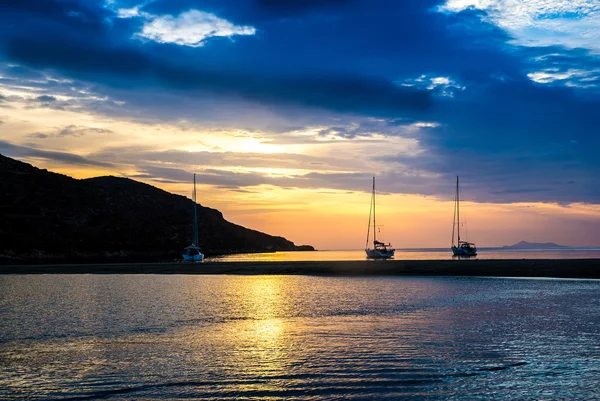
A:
[[1, 275, 599, 399]]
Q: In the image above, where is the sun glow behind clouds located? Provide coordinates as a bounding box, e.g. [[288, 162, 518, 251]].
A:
[[4, 94, 600, 249], [181, 136, 284, 154]]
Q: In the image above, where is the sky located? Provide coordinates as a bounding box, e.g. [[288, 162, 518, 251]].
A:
[[1, 0, 600, 249]]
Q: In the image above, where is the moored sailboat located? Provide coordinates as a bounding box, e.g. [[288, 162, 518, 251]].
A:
[[182, 173, 204, 263], [451, 176, 477, 257], [365, 177, 395, 259]]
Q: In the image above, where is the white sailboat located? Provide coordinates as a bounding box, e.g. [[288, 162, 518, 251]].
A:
[[451, 176, 477, 257], [365, 177, 395, 259], [182, 173, 204, 263]]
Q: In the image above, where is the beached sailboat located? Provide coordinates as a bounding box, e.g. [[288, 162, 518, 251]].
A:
[[451, 176, 477, 257], [365, 177, 395, 259], [182, 173, 204, 263]]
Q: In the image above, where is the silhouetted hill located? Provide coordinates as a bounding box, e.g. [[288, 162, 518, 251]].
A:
[[0, 154, 313, 264], [502, 241, 567, 249]]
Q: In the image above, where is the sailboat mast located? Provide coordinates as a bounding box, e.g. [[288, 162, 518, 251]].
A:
[[373, 177, 376, 244], [193, 173, 198, 247], [365, 180, 373, 250], [456, 176, 460, 243], [452, 182, 456, 247]]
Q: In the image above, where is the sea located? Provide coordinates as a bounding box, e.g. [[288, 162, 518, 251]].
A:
[[206, 248, 600, 262], [2, 274, 600, 399]]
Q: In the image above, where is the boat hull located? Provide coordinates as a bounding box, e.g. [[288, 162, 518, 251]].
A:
[[451, 246, 477, 257], [182, 253, 204, 262], [366, 248, 395, 259], [182, 244, 204, 263]]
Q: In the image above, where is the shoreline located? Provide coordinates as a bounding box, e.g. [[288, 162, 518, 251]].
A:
[[1, 259, 600, 278]]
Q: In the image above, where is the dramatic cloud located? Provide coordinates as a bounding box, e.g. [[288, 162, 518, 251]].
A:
[[1, 0, 600, 208], [0, 17, 431, 119]]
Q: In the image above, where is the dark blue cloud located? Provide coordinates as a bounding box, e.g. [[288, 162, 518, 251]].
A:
[[375, 74, 600, 203], [0, 0, 433, 117], [3, 34, 431, 115]]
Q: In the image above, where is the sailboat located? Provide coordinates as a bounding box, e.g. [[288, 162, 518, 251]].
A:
[[182, 173, 204, 263], [365, 177, 395, 259], [451, 176, 477, 257]]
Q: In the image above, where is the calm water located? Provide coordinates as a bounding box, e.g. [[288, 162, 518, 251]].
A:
[[206, 248, 600, 262], [1, 275, 600, 400]]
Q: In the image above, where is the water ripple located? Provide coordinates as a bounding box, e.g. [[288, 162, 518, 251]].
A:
[[1, 275, 599, 399]]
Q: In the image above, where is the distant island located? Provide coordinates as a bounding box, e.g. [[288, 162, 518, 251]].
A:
[[0, 154, 314, 264], [502, 241, 568, 249]]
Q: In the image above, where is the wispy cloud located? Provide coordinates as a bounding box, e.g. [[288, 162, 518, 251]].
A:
[[439, 0, 600, 52], [527, 68, 600, 87], [58, 125, 113, 137], [400, 75, 465, 97], [26, 133, 51, 139], [116, 6, 140, 18], [25, 125, 113, 140], [0, 140, 114, 168]]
